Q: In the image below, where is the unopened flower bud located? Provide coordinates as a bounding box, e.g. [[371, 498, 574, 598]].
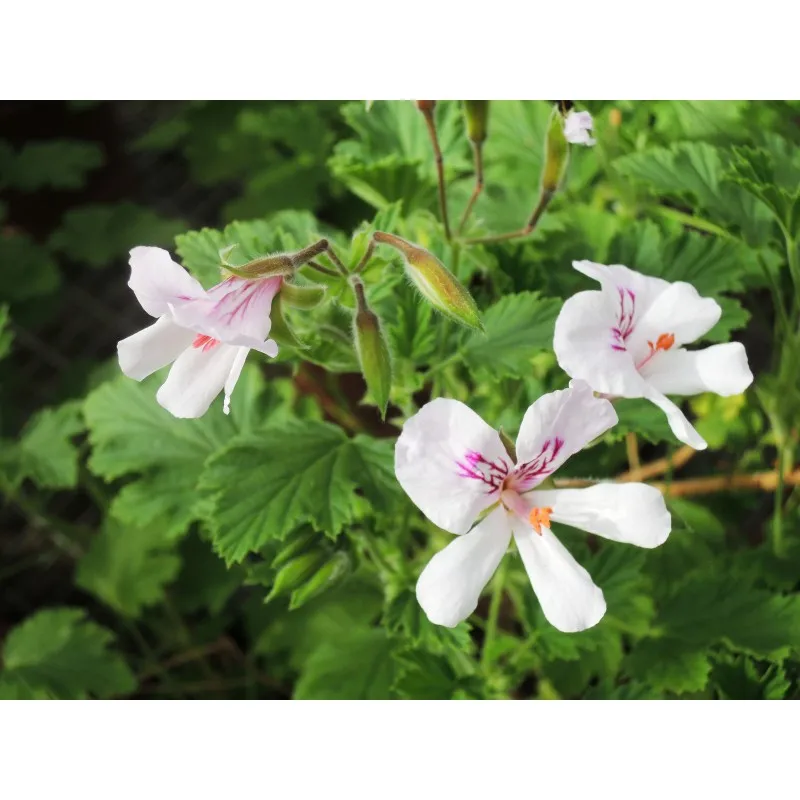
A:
[[281, 281, 326, 309], [415, 100, 436, 112], [271, 528, 318, 569], [266, 550, 329, 603], [541, 106, 570, 193], [372, 231, 483, 332], [222, 252, 294, 280], [288, 551, 351, 610], [463, 100, 489, 143], [609, 108, 622, 128], [220, 239, 330, 280], [352, 280, 392, 418]]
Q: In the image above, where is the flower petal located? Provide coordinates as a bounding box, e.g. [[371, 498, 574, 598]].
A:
[[630, 281, 721, 352], [645, 387, 707, 450], [553, 291, 648, 397], [223, 347, 250, 415], [117, 316, 194, 380], [395, 398, 511, 534], [640, 342, 753, 397], [512, 520, 606, 633], [573, 260, 671, 321], [170, 276, 282, 354], [531, 484, 671, 548], [563, 111, 595, 146], [513, 380, 618, 486], [128, 246, 205, 318], [156, 342, 241, 419], [416, 507, 511, 627]]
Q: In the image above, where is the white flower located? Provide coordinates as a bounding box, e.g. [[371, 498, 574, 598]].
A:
[[117, 246, 280, 419], [395, 380, 670, 632], [564, 110, 595, 146], [554, 261, 754, 450]]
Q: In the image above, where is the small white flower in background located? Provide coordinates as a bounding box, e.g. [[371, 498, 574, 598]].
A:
[[117, 246, 280, 419], [395, 380, 670, 633], [564, 110, 595, 146], [553, 261, 754, 450]]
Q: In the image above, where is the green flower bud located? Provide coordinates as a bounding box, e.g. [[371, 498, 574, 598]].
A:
[[269, 296, 308, 350], [464, 100, 489, 143], [271, 527, 318, 569], [266, 550, 328, 603], [281, 281, 326, 309], [219, 239, 330, 279], [372, 231, 483, 332], [223, 253, 294, 280], [352, 280, 392, 418], [541, 106, 569, 193], [288, 552, 351, 610]]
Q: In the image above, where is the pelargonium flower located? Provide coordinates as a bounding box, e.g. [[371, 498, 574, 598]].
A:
[[395, 381, 670, 632], [554, 261, 754, 450], [117, 246, 280, 419], [564, 110, 595, 146]]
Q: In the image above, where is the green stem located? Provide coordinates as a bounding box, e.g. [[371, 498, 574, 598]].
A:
[[655, 206, 734, 239], [773, 449, 788, 557], [481, 558, 507, 669]]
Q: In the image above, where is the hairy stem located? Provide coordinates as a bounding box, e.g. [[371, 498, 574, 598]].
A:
[[419, 103, 452, 241], [458, 140, 485, 235], [462, 189, 553, 245]]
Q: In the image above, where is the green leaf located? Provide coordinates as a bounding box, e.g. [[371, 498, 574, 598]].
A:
[[726, 144, 800, 236], [614, 142, 774, 245], [609, 222, 759, 297], [652, 101, 749, 142], [329, 100, 469, 212], [0, 232, 60, 302], [200, 422, 400, 564], [251, 578, 382, 667], [17, 401, 85, 489], [85, 376, 235, 481], [625, 638, 711, 695], [458, 291, 561, 379], [76, 523, 182, 618], [0, 608, 135, 699], [84, 376, 237, 541], [49, 203, 186, 269], [0, 139, 103, 191], [109, 468, 200, 542], [656, 575, 800, 659], [711, 654, 789, 700], [294, 628, 399, 699], [383, 587, 474, 657]]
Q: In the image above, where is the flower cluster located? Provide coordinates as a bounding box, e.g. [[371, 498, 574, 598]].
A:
[[117, 106, 753, 634]]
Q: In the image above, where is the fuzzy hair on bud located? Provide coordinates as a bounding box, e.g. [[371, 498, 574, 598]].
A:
[[372, 232, 484, 332]]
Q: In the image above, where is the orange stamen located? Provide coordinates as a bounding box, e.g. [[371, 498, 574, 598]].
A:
[[646, 332, 675, 354], [528, 506, 553, 536]]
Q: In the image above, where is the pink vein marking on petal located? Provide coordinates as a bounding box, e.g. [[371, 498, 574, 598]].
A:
[[511, 437, 564, 491], [611, 287, 636, 352], [455, 450, 510, 494]]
